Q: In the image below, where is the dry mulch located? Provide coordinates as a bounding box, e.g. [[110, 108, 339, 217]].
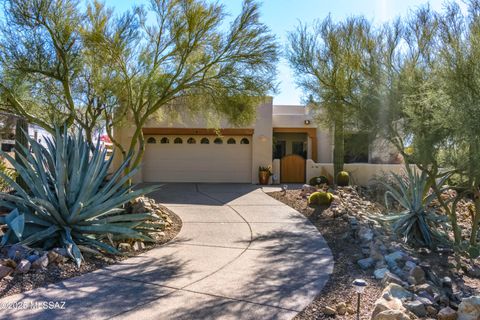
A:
[[269, 190, 383, 320], [0, 206, 182, 298]]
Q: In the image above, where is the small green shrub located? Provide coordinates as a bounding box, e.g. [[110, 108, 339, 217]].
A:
[[336, 171, 350, 186], [308, 191, 333, 206], [309, 176, 328, 186]]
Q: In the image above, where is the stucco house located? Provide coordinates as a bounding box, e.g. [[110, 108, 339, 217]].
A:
[[114, 97, 402, 185]]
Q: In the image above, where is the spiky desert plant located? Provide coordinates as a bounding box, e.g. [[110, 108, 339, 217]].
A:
[[0, 127, 161, 266], [379, 165, 449, 247]]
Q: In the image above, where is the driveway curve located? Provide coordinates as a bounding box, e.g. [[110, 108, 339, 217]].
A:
[[0, 184, 333, 320]]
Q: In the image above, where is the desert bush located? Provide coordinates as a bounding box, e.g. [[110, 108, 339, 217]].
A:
[[308, 176, 329, 186], [0, 127, 162, 266]]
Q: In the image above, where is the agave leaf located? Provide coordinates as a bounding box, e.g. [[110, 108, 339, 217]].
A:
[[20, 225, 60, 246], [5, 209, 25, 239]]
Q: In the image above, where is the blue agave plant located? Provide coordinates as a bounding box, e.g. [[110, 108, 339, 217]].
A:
[[0, 127, 161, 266], [379, 165, 449, 247]]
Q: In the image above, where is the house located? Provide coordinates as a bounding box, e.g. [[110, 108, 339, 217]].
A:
[[0, 123, 51, 153], [114, 97, 403, 185]]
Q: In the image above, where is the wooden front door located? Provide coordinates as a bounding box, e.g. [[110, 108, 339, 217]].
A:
[[280, 154, 305, 183]]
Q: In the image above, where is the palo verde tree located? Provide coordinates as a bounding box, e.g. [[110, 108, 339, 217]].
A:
[[77, 0, 278, 172], [0, 0, 118, 143], [287, 16, 380, 181]]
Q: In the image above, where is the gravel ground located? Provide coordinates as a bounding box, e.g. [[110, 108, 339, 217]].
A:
[[0, 206, 182, 298], [269, 190, 383, 320]]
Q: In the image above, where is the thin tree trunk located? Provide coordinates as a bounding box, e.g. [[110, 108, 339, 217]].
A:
[[14, 118, 29, 190], [333, 106, 345, 183], [471, 189, 480, 246]]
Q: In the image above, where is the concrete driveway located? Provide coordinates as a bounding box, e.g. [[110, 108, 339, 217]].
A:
[[0, 184, 333, 320]]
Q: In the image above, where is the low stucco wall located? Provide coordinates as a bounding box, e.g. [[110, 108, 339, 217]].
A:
[[306, 160, 410, 186]]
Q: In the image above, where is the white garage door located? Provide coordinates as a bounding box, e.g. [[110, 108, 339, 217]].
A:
[[143, 135, 252, 183]]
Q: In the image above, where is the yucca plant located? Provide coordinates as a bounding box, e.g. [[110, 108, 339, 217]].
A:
[[378, 165, 449, 247], [0, 127, 161, 266]]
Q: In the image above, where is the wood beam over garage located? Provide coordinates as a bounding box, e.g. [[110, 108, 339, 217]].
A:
[[142, 128, 254, 136]]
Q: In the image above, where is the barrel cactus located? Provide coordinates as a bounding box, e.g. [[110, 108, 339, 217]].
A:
[[336, 171, 350, 186], [0, 126, 162, 267], [308, 191, 333, 206], [308, 175, 329, 186]]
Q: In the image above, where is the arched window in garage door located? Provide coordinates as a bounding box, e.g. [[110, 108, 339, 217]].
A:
[[147, 137, 156, 144]]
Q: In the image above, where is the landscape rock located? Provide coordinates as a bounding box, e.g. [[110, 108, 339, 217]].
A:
[[0, 265, 13, 279], [26, 255, 40, 263], [374, 268, 389, 280], [457, 295, 480, 320], [15, 259, 31, 274], [385, 251, 406, 266], [132, 241, 145, 251], [372, 309, 410, 320], [31, 254, 48, 270], [358, 257, 375, 269], [404, 300, 427, 317], [404, 260, 417, 271], [336, 302, 347, 315], [358, 226, 374, 242], [0, 258, 17, 269], [437, 306, 458, 320], [426, 305, 438, 317], [382, 283, 413, 300], [118, 243, 131, 252], [382, 271, 405, 286], [7, 244, 29, 261], [323, 306, 336, 315], [409, 266, 426, 284], [301, 184, 317, 196]]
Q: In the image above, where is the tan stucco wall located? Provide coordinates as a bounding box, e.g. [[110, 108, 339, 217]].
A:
[[306, 160, 411, 186], [113, 98, 273, 184]]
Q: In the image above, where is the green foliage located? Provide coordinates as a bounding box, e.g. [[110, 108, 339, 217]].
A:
[[0, 127, 162, 267], [308, 191, 333, 206], [336, 171, 350, 186], [379, 166, 448, 247], [0, 0, 279, 171], [309, 176, 328, 186], [287, 16, 381, 178], [0, 158, 15, 192]]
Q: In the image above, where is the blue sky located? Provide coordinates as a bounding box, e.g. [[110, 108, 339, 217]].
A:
[[105, 0, 466, 105]]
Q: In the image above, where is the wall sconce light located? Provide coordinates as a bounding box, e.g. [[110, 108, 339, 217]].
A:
[[304, 119, 311, 125]]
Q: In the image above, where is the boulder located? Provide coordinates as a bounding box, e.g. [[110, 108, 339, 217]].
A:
[[404, 300, 426, 317], [404, 260, 417, 271], [382, 271, 406, 286], [385, 251, 406, 266], [323, 306, 336, 316], [31, 254, 48, 270], [301, 184, 317, 196], [457, 295, 480, 320], [358, 257, 375, 269], [382, 283, 413, 300], [336, 302, 347, 315], [437, 306, 458, 320], [409, 266, 426, 284], [0, 265, 13, 279], [132, 241, 145, 251], [358, 226, 374, 242], [118, 243, 131, 252], [0, 258, 17, 269], [7, 244, 30, 262], [15, 259, 31, 274], [426, 305, 438, 317], [373, 309, 410, 320], [374, 268, 389, 280]]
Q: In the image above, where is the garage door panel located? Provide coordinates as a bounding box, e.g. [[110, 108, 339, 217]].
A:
[[142, 135, 252, 183]]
